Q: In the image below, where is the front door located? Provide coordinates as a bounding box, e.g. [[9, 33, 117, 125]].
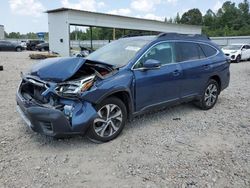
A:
[[133, 42, 183, 111]]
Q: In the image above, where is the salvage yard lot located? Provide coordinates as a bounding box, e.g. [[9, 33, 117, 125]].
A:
[[0, 51, 249, 188]]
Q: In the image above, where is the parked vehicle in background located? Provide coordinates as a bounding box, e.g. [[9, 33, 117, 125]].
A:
[[73, 46, 93, 57], [36, 42, 49, 51], [20, 40, 27, 49], [0, 40, 24, 52], [222, 44, 250, 63], [16, 33, 230, 142], [26, 40, 44, 51]]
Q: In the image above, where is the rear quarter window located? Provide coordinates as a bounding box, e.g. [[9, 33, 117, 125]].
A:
[[199, 44, 218, 57], [175, 42, 205, 62]]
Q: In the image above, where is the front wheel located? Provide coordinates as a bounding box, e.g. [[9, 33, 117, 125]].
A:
[[235, 55, 241, 63], [16, 47, 22, 52], [195, 79, 219, 110], [87, 97, 127, 143]]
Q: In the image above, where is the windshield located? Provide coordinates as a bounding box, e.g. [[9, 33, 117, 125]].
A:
[[223, 45, 242, 50], [86, 36, 155, 67]]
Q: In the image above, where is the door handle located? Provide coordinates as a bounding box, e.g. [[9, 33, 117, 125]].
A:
[[173, 69, 181, 76], [203, 64, 210, 70]]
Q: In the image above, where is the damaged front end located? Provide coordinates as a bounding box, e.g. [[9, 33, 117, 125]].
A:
[[16, 57, 115, 137]]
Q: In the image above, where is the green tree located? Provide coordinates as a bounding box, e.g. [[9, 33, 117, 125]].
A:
[[239, 0, 250, 25], [174, 13, 181, 23], [180, 8, 203, 25], [202, 0, 250, 36], [8, 32, 21, 38], [203, 9, 216, 27]]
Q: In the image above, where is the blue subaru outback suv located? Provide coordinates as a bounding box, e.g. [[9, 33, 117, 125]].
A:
[[16, 33, 230, 142]]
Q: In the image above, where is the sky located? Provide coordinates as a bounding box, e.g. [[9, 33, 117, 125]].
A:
[[0, 0, 244, 34]]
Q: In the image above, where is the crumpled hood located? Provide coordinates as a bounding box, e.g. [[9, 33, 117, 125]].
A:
[[30, 57, 87, 82]]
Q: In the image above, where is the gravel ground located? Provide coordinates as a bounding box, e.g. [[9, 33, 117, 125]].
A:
[[0, 51, 249, 188]]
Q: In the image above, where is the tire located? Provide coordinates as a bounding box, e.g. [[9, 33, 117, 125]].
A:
[[87, 97, 127, 143], [16, 47, 22, 52], [235, 55, 241, 63], [31, 46, 36, 51], [195, 79, 220, 110], [41, 48, 45, 52]]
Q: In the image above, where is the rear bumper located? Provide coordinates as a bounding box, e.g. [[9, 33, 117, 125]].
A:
[[16, 91, 97, 137]]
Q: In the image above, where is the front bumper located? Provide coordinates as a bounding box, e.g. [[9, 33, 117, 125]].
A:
[[16, 90, 98, 137], [224, 53, 237, 61]]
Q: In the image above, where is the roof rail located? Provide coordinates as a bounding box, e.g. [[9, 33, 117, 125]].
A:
[[157, 33, 210, 40]]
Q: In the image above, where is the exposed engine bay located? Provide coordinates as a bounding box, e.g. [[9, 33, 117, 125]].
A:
[[19, 59, 117, 120]]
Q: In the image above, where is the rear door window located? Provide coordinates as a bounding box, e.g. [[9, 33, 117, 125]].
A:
[[199, 44, 218, 57], [175, 42, 205, 62]]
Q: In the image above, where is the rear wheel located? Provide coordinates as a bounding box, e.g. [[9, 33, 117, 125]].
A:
[[87, 97, 127, 143], [195, 79, 219, 110], [41, 48, 45, 52]]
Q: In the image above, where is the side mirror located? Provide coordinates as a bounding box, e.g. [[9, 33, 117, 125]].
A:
[[143, 59, 161, 70]]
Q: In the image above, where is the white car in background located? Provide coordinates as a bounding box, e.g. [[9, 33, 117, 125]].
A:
[[222, 44, 250, 63]]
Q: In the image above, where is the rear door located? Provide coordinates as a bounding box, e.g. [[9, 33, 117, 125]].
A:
[[133, 42, 183, 111], [175, 42, 212, 97]]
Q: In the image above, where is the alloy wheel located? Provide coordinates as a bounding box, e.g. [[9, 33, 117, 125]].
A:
[[93, 104, 123, 138], [204, 83, 218, 107]]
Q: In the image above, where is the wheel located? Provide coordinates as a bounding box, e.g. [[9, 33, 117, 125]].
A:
[[235, 55, 241, 63], [16, 47, 22, 52], [87, 97, 127, 143], [41, 48, 45, 52], [195, 79, 220, 110], [31, 46, 36, 51]]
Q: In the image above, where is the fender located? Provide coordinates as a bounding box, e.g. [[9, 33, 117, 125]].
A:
[[81, 70, 134, 105]]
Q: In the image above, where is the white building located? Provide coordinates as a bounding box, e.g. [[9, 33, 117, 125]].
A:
[[46, 8, 202, 56], [0, 25, 4, 40]]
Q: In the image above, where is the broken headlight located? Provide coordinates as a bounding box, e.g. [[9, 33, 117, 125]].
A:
[[56, 75, 95, 96]]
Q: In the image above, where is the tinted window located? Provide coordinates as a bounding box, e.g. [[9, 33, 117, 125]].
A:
[[246, 45, 250, 49], [175, 42, 205, 62], [200, 44, 217, 57], [135, 42, 175, 68]]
